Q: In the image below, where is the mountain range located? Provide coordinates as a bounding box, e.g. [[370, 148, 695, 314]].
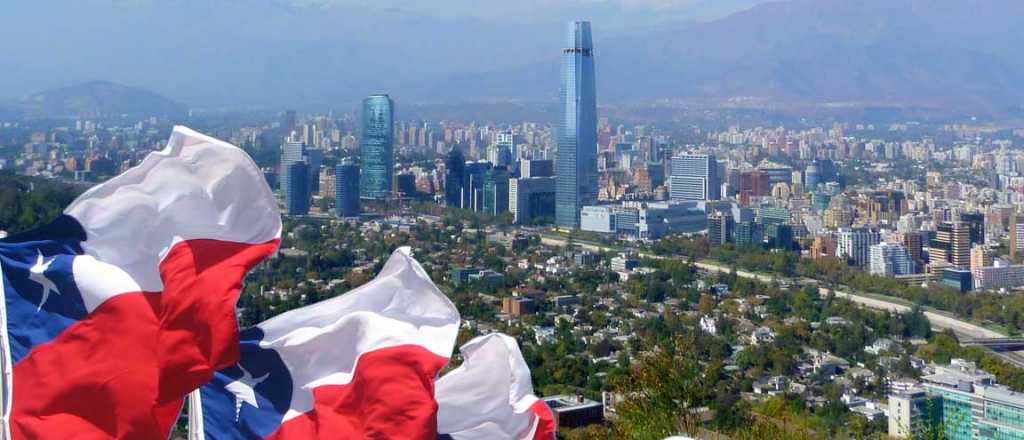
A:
[[2, 0, 1022, 113]]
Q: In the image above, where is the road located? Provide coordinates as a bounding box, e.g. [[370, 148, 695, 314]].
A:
[[541, 234, 1024, 366]]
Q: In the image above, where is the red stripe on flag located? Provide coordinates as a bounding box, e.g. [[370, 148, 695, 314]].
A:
[[10, 238, 278, 440], [266, 345, 450, 440], [529, 399, 557, 440]]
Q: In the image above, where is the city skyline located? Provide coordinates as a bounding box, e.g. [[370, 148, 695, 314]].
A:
[[4, 4, 1024, 439]]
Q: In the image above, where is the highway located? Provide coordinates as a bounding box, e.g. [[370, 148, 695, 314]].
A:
[[540, 234, 1024, 367]]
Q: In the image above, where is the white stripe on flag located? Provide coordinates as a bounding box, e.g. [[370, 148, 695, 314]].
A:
[[0, 258, 13, 440], [188, 389, 205, 440]]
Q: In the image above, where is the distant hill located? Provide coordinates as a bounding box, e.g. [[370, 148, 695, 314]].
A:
[[19, 81, 186, 119]]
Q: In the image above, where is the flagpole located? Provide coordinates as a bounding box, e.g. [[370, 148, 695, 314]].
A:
[[187, 389, 205, 440], [0, 259, 13, 440]]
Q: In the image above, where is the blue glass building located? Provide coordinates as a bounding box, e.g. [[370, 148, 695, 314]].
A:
[[285, 161, 309, 216], [335, 160, 360, 217], [483, 167, 509, 216], [555, 21, 598, 229], [360, 94, 394, 200], [444, 148, 465, 207]]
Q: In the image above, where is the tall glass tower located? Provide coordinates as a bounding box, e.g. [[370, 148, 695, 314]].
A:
[[556, 21, 598, 229], [360, 94, 394, 200]]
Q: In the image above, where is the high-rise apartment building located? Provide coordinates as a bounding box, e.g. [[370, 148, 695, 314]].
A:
[[869, 242, 915, 276], [360, 94, 394, 200], [670, 154, 721, 202], [555, 21, 598, 229], [334, 160, 360, 217], [837, 227, 881, 268], [1011, 212, 1024, 260]]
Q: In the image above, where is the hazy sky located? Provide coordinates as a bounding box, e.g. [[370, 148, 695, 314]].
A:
[[288, 0, 771, 27]]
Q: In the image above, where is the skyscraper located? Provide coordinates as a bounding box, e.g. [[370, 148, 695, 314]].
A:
[[555, 21, 598, 229], [279, 140, 304, 191], [285, 160, 309, 216], [360, 94, 394, 200], [670, 154, 721, 202], [445, 148, 466, 208], [335, 160, 360, 217], [282, 109, 297, 138]]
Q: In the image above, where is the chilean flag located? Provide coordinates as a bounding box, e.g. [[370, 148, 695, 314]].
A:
[[191, 247, 461, 439], [0, 126, 281, 439], [436, 333, 556, 440]]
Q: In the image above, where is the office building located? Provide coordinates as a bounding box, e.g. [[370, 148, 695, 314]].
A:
[[510, 176, 556, 224], [670, 154, 721, 202], [482, 167, 509, 216], [869, 242, 916, 276], [971, 246, 993, 271], [393, 173, 417, 197], [360, 94, 395, 199], [759, 207, 790, 226], [837, 227, 881, 268], [463, 162, 492, 211], [960, 212, 985, 245], [281, 110, 297, 137], [611, 254, 640, 272], [501, 296, 535, 318], [804, 163, 821, 192], [284, 160, 309, 216], [766, 223, 794, 250], [544, 395, 604, 429], [735, 221, 764, 247], [520, 159, 554, 178], [334, 161, 360, 217], [889, 359, 1024, 440], [304, 148, 323, 192], [580, 206, 616, 233], [943, 268, 973, 292], [707, 211, 734, 246], [279, 140, 305, 191], [444, 148, 465, 208], [933, 221, 972, 268], [491, 130, 516, 168], [555, 21, 598, 229], [903, 231, 926, 265], [973, 262, 1024, 291], [634, 202, 706, 240]]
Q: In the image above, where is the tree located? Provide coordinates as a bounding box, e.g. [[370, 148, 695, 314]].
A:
[[610, 336, 724, 439]]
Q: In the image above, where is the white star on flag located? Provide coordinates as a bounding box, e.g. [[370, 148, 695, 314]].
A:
[[28, 251, 59, 312], [225, 364, 269, 422]]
